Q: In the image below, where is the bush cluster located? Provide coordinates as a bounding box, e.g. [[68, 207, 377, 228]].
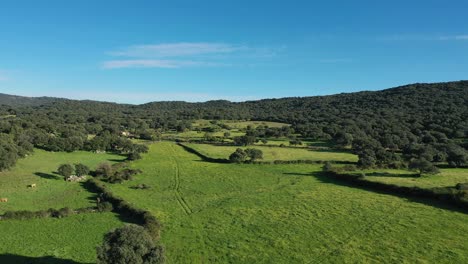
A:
[[86, 179, 162, 240], [1, 207, 80, 220]]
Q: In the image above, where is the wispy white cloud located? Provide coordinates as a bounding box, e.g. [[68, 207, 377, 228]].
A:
[[102, 59, 226, 69], [438, 35, 468, 40], [109, 42, 246, 58], [319, 58, 352, 64], [379, 34, 468, 41], [103, 42, 280, 69]]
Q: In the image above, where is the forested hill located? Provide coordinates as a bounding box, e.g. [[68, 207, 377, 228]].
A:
[[0, 93, 66, 106], [0, 81, 467, 170]]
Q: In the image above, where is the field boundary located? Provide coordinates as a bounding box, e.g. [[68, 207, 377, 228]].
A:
[[0, 206, 98, 221], [84, 179, 162, 240], [178, 142, 355, 165], [323, 170, 468, 212]]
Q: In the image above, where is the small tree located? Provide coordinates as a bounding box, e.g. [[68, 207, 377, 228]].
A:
[[245, 148, 263, 161], [408, 158, 439, 176], [223, 132, 231, 139], [97, 225, 164, 264], [128, 151, 142, 161], [261, 138, 268, 145], [75, 163, 90, 176], [229, 148, 248, 163], [95, 163, 113, 178], [58, 164, 74, 178], [322, 161, 334, 172]]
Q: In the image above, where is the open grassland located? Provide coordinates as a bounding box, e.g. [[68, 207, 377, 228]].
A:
[[360, 168, 468, 188], [106, 142, 468, 263], [184, 143, 358, 162], [192, 119, 289, 129], [162, 130, 244, 140], [0, 212, 126, 263], [0, 149, 126, 214]]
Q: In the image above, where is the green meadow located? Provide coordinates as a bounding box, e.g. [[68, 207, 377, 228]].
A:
[[184, 143, 358, 162], [0, 212, 126, 263], [192, 119, 289, 129], [0, 149, 126, 213], [360, 168, 468, 188], [106, 142, 468, 263]]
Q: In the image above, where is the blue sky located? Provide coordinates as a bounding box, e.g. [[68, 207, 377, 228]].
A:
[[0, 0, 467, 103]]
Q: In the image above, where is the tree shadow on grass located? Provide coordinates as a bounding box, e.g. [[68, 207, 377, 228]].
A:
[[34, 172, 61, 180], [284, 171, 468, 214], [366, 172, 419, 178], [0, 254, 89, 264]]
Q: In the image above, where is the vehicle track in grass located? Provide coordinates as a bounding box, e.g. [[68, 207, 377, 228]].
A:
[[169, 143, 209, 262], [169, 144, 193, 215], [311, 200, 403, 263]]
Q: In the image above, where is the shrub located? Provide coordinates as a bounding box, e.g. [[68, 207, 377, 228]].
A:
[[75, 163, 90, 176], [245, 148, 264, 161], [96, 163, 113, 178], [229, 148, 248, 163], [322, 162, 334, 172], [98, 201, 114, 212], [97, 225, 165, 264], [58, 164, 74, 178]]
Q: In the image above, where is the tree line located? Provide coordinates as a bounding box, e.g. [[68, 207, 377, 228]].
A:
[[1, 81, 467, 170]]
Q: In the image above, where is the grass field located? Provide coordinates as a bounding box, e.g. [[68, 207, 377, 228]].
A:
[[106, 142, 468, 263], [0, 212, 126, 263], [184, 143, 358, 162], [360, 168, 468, 188], [0, 149, 126, 214], [192, 120, 289, 129], [162, 130, 244, 140]]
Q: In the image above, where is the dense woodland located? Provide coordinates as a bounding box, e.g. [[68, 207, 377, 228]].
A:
[[0, 81, 467, 171]]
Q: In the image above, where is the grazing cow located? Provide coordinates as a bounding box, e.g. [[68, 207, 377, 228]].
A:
[[0, 198, 7, 202], [29, 183, 36, 188]]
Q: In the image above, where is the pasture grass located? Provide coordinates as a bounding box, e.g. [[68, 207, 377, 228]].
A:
[[0, 149, 126, 213], [0, 212, 126, 263], [360, 168, 468, 188], [184, 143, 358, 162], [106, 142, 468, 263], [192, 119, 289, 129]]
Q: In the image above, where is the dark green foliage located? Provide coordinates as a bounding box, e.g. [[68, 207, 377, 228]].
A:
[[229, 148, 248, 163], [97, 225, 165, 264], [322, 161, 334, 172], [97, 201, 114, 212], [0, 81, 467, 169], [408, 158, 440, 176], [446, 144, 468, 167], [1, 207, 81, 220], [128, 151, 142, 161], [95, 163, 113, 178], [75, 163, 90, 176], [58, 164, 74, 178], [0, 133, 19, 171], [245, 148, 264, 161], [233, 135, 257, 146]]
